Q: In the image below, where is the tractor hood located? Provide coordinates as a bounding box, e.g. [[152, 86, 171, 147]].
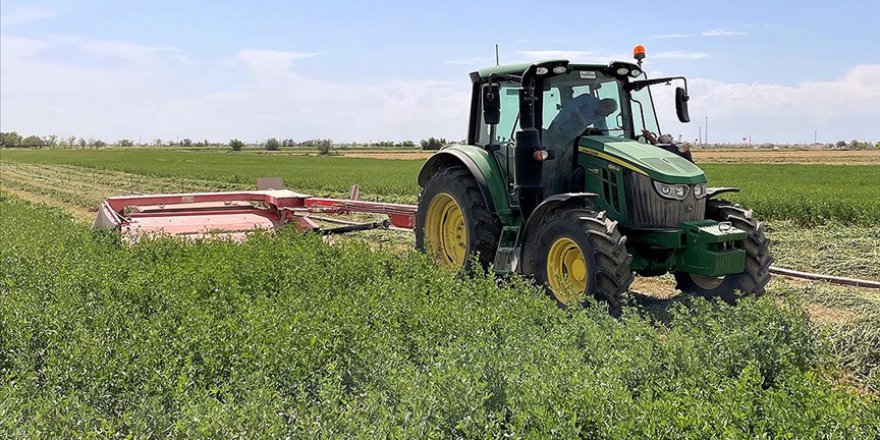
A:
[[577, 136, 706, 185]]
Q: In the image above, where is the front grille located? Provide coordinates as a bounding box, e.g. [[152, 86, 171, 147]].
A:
[[624, 173, 705, 228]]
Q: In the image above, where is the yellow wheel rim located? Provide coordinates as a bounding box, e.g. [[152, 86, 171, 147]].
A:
[[546, 237, 588, 305], [424, 193, 467, 267]]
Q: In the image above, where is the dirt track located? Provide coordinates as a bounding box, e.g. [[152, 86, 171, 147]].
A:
[[342, 149, 880, 164]]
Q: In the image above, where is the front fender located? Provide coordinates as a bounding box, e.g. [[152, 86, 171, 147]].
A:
[[706, 187, 740, 199], [418, 145, 513, 220]]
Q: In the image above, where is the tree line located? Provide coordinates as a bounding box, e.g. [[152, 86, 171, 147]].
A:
[[1, 131, 462, 152]]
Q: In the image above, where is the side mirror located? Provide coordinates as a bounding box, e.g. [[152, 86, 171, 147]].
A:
[[482, 83, 501, 125], [675, 86, 690, 123]]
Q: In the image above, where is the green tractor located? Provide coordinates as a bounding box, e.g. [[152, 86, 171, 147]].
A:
[[415, 48, 772, 315]]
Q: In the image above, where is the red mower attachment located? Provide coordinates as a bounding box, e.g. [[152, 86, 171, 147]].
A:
[[94, 189, 417, 241]]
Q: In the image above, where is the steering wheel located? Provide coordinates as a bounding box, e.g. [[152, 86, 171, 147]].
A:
[[581, 127, 607, 136]]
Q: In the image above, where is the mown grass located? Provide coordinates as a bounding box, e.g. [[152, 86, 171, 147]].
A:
[[1, 199, 878, 438], [790, 282, 880, 389], [0, 149, 423, 201], [768, 220, 880, 280]]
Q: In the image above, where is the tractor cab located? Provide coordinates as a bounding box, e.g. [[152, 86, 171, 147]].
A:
[[470, 59, 693, 203]]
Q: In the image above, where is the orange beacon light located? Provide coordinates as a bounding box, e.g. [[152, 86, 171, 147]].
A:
[[633, 45, 646, 65]]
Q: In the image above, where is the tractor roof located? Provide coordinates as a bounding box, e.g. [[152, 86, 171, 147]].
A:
[[470, 59, 616, 82]]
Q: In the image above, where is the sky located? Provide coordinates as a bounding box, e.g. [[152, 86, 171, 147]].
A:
[[1, 0, 879, 144]]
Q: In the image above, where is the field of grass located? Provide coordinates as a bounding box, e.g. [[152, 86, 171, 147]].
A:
[[2, 149, 879, 225], [1, 148, 879, 437], [1, 199, 878, 438]]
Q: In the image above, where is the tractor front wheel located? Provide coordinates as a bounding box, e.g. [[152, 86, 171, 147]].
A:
[[415, 166, 501, 271], [527, 208, 633, 316], [674, 200, 773, 304]]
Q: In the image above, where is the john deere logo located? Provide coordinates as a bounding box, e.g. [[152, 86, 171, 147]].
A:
[[686, 204, 694, 213], [608, 164, 621, 172]]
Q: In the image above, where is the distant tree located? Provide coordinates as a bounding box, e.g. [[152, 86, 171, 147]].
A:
[[154, 139, 163, 147], [91, 138, 106, 148], [420, 137, 446, 150], [229, 139, 244, 151], [316, 139, 333, 155], [66, 136, 77, 149], [0, 131, 23, 147], [264, 138, 280, 151], [850, 139, 868, 150], [835, 140, 847, 149], [117, 139, 135, 147], [21, 135, 46, 148], [282, 138, 296, 148], [77, 138, 87, 149], [45, 134, 58, 148], [181, 138, 193, 147]]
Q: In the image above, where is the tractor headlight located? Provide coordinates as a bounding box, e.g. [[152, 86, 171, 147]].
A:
[[654, 181, 690, 200], [693, 183, 706, 199], [655, 182, 672, 197], [674, 185, 687, 199]]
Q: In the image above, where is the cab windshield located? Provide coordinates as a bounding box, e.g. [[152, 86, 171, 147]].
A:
[[542, 70, 661, 145]]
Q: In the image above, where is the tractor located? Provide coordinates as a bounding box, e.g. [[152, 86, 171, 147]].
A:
[[415, 46, 773, 315]]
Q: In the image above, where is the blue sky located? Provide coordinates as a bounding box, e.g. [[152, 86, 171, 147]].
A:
[[2, 0, 879, 143]]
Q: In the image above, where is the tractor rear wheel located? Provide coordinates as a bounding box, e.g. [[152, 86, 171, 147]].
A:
[[674, 200, 773, 304], [415, 166, 501, 271], [527, 208, 633, 316]]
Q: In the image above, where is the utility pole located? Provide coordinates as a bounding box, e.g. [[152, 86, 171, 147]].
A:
[[705, 116, 709, 147], [698, 126, 702, 145]]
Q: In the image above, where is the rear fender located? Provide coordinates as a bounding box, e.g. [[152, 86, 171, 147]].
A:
[[418, 145, 513, 220], [519, 193, 599, 274]]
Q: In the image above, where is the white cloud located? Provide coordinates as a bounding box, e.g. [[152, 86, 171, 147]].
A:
[[0, 6, 54, 27], [2, 34, 877, 144], [653, 51, 710, 60], [652, 29, 749, 39], [0, 35, 468, 142], [653, 65, 880, 143], [702, 29, 748, 37], [239, 49, 319, 66]]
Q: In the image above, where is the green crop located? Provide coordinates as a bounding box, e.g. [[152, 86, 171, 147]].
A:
[[700, 164, 880, 226], [1, 199, 878, 438]]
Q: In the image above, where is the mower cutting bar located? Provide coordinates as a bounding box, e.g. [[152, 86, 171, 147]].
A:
[[94, 190, 417, 240], [302, 198, 417, 229]]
